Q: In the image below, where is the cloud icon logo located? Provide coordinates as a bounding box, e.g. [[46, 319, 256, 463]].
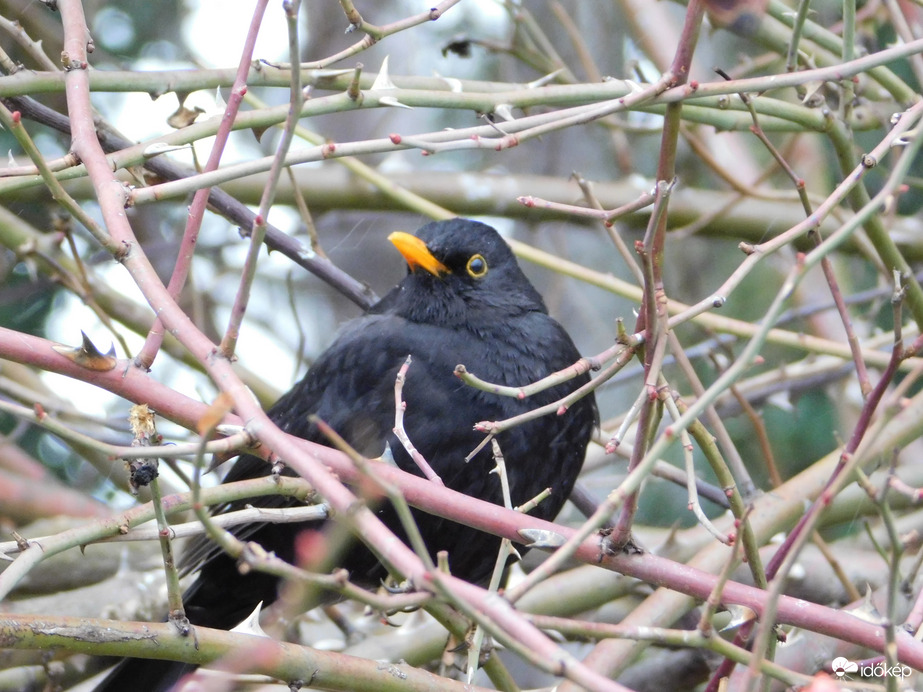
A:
[[831, 657, 859, 677]]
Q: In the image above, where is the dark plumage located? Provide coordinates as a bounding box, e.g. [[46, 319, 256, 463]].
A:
[[96, 218, 597, 691]]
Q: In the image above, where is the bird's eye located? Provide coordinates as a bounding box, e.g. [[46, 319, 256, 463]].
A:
[[466, 254, 488, 278]]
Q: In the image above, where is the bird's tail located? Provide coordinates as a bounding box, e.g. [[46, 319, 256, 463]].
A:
[[94, 656, 196, 692]]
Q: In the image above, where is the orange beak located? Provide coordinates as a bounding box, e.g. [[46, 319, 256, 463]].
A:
[[388, 232, 450, 276]]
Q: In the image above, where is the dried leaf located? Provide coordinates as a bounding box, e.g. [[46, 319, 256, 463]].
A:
[[52, 331, 117, 371], [197, 391, 234, 435], [167, 104, 205, 129], [128, 403, 157, 441]]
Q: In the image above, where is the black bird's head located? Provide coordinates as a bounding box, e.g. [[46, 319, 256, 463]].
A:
[[383, 218, 547, 327]]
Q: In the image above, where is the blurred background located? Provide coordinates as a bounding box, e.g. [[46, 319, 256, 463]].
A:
[[1, 0, 922, 688]]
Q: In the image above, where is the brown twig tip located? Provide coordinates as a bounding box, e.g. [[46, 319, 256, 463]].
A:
[[347, 63, 363, 100], [516, 488, 552, 514], [60, 51, 87, 71], [455, 363, 526, 397], [308, 414, 335, 440]]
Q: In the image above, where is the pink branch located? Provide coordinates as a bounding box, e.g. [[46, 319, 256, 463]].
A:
[[4, 323, 923, 670]]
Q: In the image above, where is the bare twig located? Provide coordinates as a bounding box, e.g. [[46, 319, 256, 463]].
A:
[[392, 356, 444, 485]]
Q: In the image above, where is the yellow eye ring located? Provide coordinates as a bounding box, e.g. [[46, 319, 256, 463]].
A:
[[466, 254, 488, 278]]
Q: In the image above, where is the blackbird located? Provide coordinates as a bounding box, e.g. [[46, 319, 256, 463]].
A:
[[96, 218, 597, 691]]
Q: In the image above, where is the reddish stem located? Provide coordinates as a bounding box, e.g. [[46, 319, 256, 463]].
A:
[[134, 0, 271, 371]]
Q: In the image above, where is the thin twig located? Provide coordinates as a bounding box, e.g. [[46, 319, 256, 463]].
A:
[[135, 0, 271, 370], [220, 0, 302, 359], [392, 356, 444, 485]]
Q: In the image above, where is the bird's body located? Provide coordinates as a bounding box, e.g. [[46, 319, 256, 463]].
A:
[[96, 219, 596, 691]]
